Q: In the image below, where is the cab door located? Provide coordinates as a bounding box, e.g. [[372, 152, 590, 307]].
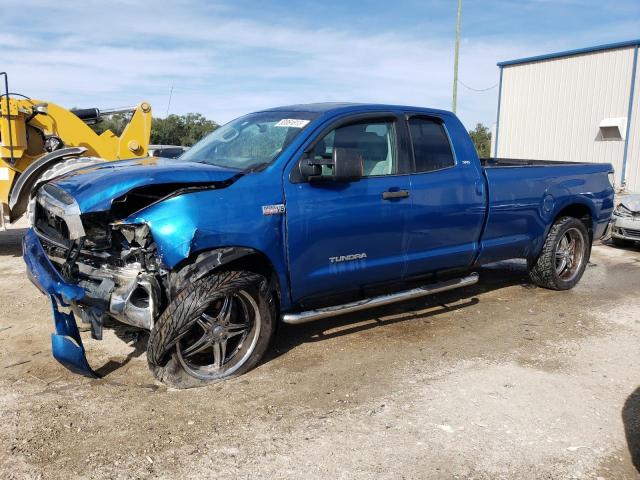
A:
[[284, 114, 413, 304], [404, 115, 486, 276]]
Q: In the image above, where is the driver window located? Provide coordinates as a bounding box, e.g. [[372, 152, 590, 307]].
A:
[[312, 120, 397, 177]]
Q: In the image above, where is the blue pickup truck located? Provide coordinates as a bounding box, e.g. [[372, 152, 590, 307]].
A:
[[23, 103, 614, 388]]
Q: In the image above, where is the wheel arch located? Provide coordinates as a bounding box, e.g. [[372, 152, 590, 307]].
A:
[[168, 246, 284, 309], [8, 147, 87, 221], [552, 201, 594, 242], [530, 200, 595, 263]]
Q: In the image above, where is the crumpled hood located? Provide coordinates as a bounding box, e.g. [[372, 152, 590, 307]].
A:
[[50, 157, 241, 213], [619, 194, 640, 212]]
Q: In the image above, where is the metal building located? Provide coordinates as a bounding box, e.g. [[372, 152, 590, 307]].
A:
[[493, 39, 639, 192]]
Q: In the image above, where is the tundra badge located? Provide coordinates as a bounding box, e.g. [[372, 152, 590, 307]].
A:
[[329, 253, 367, 263]]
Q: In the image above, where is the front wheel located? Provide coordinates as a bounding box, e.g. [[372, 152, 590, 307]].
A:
[[529, 216, 591, 290], [148, 271, 276, 389]]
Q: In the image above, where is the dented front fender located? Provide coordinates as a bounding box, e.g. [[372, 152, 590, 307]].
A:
[[123, 181, 293, 308]]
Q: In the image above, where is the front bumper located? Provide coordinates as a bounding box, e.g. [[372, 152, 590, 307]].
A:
[[22, 228, 97, 377], [610, 215, 640, 242]]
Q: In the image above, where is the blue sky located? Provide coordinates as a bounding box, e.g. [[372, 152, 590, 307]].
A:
[[1, 0, 638, 129]]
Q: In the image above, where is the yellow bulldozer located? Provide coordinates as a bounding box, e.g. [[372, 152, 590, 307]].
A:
[[0, 72, 152, 225]]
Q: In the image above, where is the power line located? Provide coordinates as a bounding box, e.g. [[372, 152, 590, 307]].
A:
[[458, 80, 499, 92]]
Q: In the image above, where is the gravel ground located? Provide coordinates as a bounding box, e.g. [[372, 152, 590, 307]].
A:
[[0, 221, 639, 479]]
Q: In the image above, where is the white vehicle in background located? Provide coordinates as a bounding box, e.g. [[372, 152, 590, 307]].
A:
[[610, 194, 640, 247]]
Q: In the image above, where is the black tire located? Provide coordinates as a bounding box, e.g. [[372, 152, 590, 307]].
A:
[[529, 216, 591, 290], [26, 156, 106, 223], [148, 270, 276, 389], [612, 237, 635, 248], [38, 156, 105, 183]]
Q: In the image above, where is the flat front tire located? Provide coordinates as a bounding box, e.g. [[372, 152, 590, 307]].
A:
[[148, 271, 275, 389], [529, 216, 591, 290]]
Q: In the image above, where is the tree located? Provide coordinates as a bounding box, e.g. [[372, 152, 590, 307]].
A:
[[91, 113, 130, 137], [90, 112, 218, 146], [150, 113, 218, 146], [469, 123, 492, 158]]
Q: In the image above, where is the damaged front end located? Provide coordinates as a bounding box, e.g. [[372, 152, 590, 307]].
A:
[[26, 183, 167, 376]]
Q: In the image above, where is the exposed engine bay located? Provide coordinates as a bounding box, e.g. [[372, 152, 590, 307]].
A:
[[29, 160, 246, 343], [32, 182, 170, 338]]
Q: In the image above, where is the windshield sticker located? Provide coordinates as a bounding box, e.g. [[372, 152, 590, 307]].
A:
[[274, 119, 310, 128]]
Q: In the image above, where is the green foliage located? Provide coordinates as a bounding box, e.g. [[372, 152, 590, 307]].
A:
[[91, 113, 130, 137], [90, 112, 218, 146], [469, 123, 492, 158], [150, 113, 218, 146]]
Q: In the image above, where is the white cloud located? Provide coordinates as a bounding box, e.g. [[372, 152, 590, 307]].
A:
[[0, 33, 25, 48], [1, 0, 634, 129], [0, 11, 499, 129]]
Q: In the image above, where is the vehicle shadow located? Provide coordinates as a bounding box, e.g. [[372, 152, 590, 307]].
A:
[[0, 227, 27, 257], [94, 325, 149, 377], [266, 259, 532, 363], [623, 386, 640, 473], [602, 237, 640, 251], [607, 244, 640, 254]]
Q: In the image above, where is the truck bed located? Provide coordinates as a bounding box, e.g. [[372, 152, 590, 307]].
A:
[[477, 158, 614, 266], [480, 157, 586, 167]]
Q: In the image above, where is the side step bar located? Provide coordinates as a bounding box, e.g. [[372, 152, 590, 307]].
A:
[[282, 272, 479, 325]]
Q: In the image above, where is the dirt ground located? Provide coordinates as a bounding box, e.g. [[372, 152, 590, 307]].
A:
[[1, 221, 639, 480]]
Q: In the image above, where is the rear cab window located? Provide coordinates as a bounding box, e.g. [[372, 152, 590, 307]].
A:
[[407, 117, 455, 173]]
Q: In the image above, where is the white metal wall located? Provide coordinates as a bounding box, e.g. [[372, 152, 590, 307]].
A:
[[495, 46, 639, 191], [625, 54, 640, 191]]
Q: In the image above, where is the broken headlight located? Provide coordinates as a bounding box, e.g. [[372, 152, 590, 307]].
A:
[[111, 222, 152, 248], [110, 222, 160, 271], [613, 204, 633, 218], [82, 212, 111, 249]]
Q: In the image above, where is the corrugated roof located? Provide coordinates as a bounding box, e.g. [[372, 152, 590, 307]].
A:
[[497, 39, 640, 67]]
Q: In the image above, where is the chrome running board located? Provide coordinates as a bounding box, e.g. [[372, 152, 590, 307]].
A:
[[282, 272, 479, 325]]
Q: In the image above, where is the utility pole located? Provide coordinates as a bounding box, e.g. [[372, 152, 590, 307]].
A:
[[452, 0, 462, 113], [166, 84, 174, 117]]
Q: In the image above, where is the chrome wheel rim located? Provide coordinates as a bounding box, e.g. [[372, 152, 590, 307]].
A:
[[176, 290, 261, 380], [554, 227, 585, 281]]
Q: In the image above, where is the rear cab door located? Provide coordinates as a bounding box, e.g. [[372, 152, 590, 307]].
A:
[[283, 111, 413, 305], [403, 112, 487, 277]]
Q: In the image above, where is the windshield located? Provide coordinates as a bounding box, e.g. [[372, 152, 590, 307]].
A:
[[180, 111, 319, 170]]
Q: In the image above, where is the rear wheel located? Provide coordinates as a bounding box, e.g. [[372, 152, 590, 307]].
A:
[[529, 216, 590, 290], [148, 271, 275, 389]]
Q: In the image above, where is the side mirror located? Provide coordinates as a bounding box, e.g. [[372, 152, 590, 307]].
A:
[[299, 147, 362, 183], [332, 147, 362, 182]]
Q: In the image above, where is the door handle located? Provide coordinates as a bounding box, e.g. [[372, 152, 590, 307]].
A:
[[382, 189, 410, 200]]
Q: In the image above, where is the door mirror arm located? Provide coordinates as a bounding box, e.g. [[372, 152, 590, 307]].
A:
[[298, 154, 325, 180]]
